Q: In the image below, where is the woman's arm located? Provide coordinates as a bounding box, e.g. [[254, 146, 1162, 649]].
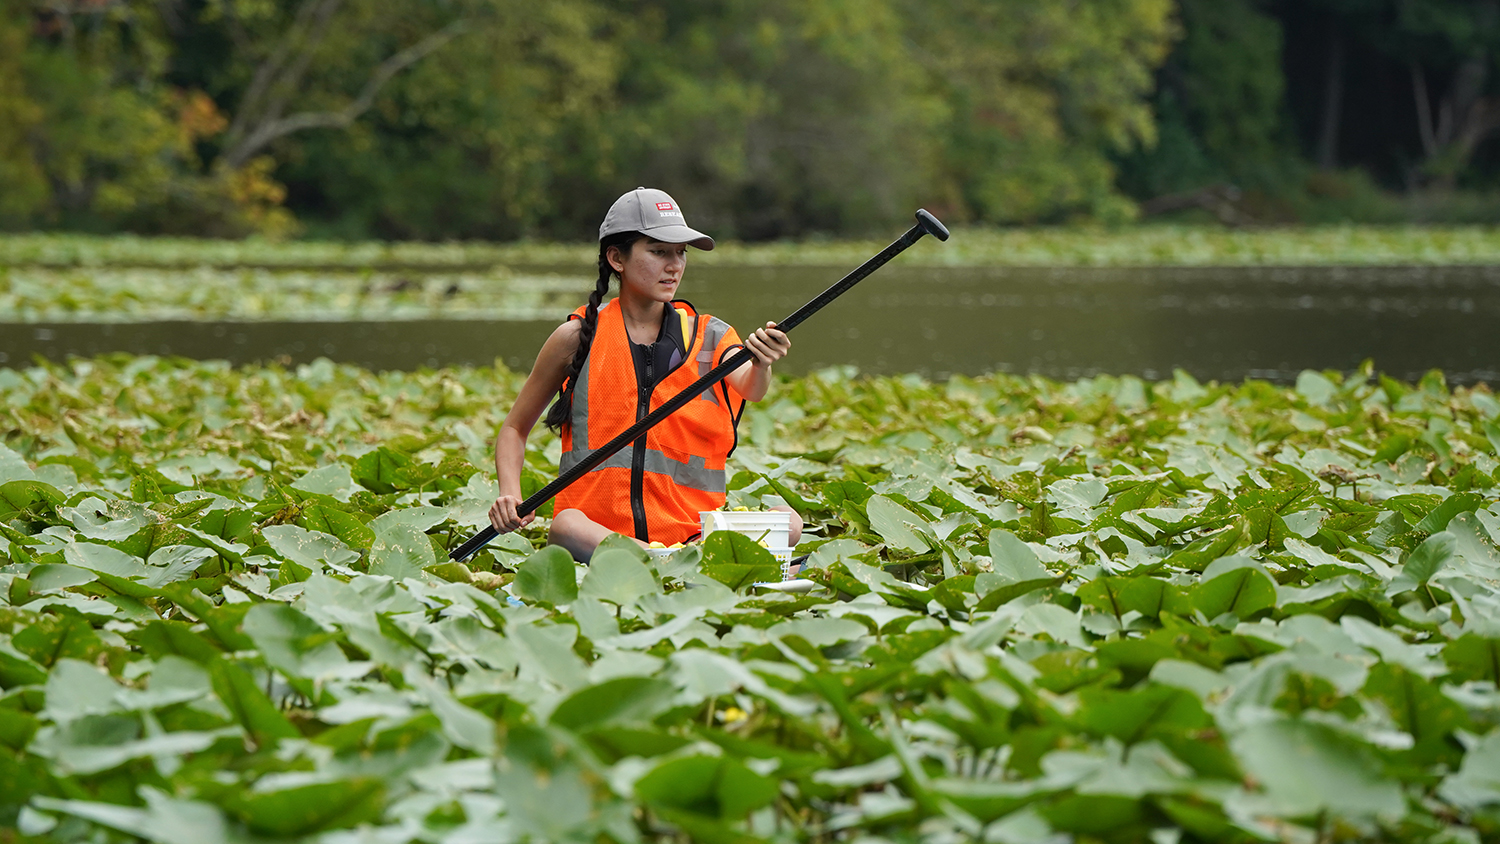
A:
[[489, 321, 581, 533], [724, 322, 791, 403]]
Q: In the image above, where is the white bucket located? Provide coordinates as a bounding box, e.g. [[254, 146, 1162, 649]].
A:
[[699, 510, 792, 550]]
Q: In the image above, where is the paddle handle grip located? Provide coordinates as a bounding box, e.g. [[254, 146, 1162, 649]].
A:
[[449, 210, 948, 563]]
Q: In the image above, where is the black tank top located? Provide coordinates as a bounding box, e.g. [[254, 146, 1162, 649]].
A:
[[629, 305, 686, 391]]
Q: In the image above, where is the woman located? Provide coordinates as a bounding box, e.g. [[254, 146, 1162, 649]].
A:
[[488, 187, 801, 561]]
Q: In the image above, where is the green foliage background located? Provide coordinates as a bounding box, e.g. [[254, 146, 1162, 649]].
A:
[[9, 1, 1500, 235], [0, 0, 1173, 238]]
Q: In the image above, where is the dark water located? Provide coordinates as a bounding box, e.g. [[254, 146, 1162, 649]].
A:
[[5, 264, 1500, 383]]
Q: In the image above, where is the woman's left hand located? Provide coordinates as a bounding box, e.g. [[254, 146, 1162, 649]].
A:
[[745, 322, 791, 368]]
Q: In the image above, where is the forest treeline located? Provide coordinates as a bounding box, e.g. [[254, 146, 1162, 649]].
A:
[[3, 0, 1500, 241]]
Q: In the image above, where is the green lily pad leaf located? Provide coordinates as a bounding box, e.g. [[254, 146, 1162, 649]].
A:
[[369, 505, 449, 534], [1374, 433, 1413, 463], [351, 447, 411, 494], [228, 778, 384, 837], [42, 659, 121, 723], [867, 494, 931, 552], [14, 616, 106, 670], [144, 545, 216, 588], [27, 563, 97, 592], [550, 676, 677, 732], [930, 574, 977, 613], [1229, 717, 1404, 819], [407, 670, 496, 755], [294, 506, 375, 551], [32, 790, 230, 844], [1438, 730, 1500, 812], [242, 604, 348, 679], [585, 726, 693, 762], [1192, 561, 1277, 620], [1165, 521, 1246, 572], [0, 707, 38, 753], [1076, 576, 1133, 618], [261, 524, 360, 571], [700, 531, 783, 591], [0, 444, 35, 485], [1414, 493, 1483, 535], [290, 463, 359, 502], [1387, 531, 1455, 596], [136, 620, 223, 664], [635, 754, 780, 820], [426, 561, 472, 583], [1296, 370, 1337, 406], [1038, 793, 1148, 835], [770, 616, 870, 648], [1443, 634, 1500, 682], [762, 473, 814, 515], [0, 480, 62, 522], [208, 660, 300, 749], [63, 542, 148, 579], [48, 726, 231, 776], [1361, 662, 1468, 765], [579, 549, 660, 605], [1074, 684, 1210, 743], [974, 576, 1064, 612], [989, 529, 1051, 582], [513, 545, 578, 604], [367, 521, 436, 580], [1118, 577, 1194, 618], [112, 519, 194, 562], [1016, 603, 1086, 647]]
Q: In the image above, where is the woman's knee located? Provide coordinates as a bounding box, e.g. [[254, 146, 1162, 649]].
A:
[[770, 504, 803, 546], [549, 508, 588, 536], [549, 509, 591, 558]]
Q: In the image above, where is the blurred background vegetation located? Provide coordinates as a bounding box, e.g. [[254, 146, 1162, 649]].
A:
[[5, 0, 1500, 242]]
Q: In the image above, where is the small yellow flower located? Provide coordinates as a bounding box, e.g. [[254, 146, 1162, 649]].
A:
[[720, 706, 748, 723]]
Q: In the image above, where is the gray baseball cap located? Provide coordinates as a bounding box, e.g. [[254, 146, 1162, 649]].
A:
[[599, 187, 714, 250]]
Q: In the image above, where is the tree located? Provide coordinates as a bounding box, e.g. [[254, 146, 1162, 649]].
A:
[[271, 0, 623, 239], [901, 0, 1178, 224], [1276, 0, 1500, 192], [0, 0, 295, 234], [1391, 0, 1500, 188], [590, 0, 939, 239], [206, 0, 470, 170], [0, 0, 1183, 237], [1116, 0, 1294, 207], [0, 9, 47, 225]]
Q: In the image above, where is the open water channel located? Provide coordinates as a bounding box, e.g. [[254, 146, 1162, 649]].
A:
[[5, 263, 1500, 383]]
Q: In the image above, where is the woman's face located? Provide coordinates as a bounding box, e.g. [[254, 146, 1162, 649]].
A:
[[609, 238, 687, 304]]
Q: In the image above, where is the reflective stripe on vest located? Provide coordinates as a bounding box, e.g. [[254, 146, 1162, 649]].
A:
[[559, 374, 724, 493], [697, 316, 732, 406], [554, 299, 743, 543]]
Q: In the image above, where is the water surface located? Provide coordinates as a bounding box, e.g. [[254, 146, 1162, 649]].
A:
[[4, 263, 1498, 383]]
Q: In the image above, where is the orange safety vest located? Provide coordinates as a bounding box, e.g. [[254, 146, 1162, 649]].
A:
[[554, 299, 746, 544]]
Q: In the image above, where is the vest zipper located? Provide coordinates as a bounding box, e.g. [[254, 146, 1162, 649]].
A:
[[631, 354, 652, 541]]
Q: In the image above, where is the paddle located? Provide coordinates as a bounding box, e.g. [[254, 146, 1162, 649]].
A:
[[449, 209, 950, 563]]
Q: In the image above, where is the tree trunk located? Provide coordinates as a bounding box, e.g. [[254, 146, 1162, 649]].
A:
[[1317, 28, 1344, 171], [220, 3, 463, 170], [1411, 1, 1500, 189]]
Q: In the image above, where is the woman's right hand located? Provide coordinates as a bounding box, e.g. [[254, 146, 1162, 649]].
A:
[[488, 495, 535, 534]]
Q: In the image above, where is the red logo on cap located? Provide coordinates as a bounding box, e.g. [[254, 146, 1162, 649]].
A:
[[656, 202, 675, 211]]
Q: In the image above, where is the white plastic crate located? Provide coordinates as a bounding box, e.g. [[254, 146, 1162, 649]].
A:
[[698, 510, 793, 549]]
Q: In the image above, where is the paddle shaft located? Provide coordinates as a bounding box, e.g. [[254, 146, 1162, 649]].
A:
[[449, 210, 949, 562]]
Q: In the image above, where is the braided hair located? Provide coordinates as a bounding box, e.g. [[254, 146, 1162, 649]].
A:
[[543, 231, 645, 432]]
